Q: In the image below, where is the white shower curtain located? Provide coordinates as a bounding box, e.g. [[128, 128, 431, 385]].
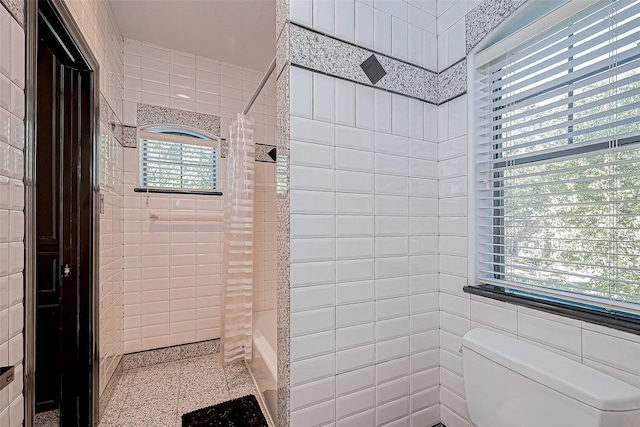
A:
[[221, 113, 256, 363]]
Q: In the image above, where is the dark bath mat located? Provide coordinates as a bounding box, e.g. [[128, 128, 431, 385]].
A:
[[182, 394, 268, 427]]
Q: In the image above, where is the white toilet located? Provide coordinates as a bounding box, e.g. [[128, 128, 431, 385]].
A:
[[462, 328, 640, 427]]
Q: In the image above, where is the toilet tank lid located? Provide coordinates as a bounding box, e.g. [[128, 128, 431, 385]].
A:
[[463, 328, 640, 411]]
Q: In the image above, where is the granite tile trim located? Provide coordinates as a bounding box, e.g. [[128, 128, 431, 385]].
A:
[[276, 22, 290, 82], [0, 0, 23, 26], [256, 143, 276, 163], [99, 357, 123, 420], [275, 0, 289, 55], [122, 125, 137, 148], [122, 339, 220, 370], [275, 61, 290, 427], [100, 95, 125, 146], [438, 59, 468, 104], [290, 24, 439, 104], [137, 103, 221, 137], [466, 0, 529, 54]]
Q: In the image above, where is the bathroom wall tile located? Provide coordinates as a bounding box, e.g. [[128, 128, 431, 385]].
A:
[[290, 0, 313, 27], [291, 330, 335, 362], [336, 344, 375, 373], [290, 116, 334, 145], [290, 400, 335, 427], [374, 10, 393, 56], [290, 67, 312, 118], [291, 140, 334, 169], [376, 395, 409, 425], [449, 17, 466, 65], [337, 280, 375, 305], [291, 284, 336, 312], [335, 125, 374, 151], [335, 0, 356, 43], [355, 1, 374, 50], [290, 261, 336, 287], [391, 17, 408, 62], [582, 329, 640, 377], [373, 91, 393, 135], [313, 73, 335, 123], [335, 79, 356, 127], [291, 353, 335, 387], [291, 238, 335, 263], [313, 0, 336, 35], [291, 308, 336, 337], [290, 189, 334, 214], [440, 386, 468, 419], [337, 323, 375, 351], [517, 312, 581, 355]]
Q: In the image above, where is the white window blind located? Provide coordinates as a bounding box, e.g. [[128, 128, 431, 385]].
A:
[[476, 0, 640, 307], [140, 130, 218, 190]]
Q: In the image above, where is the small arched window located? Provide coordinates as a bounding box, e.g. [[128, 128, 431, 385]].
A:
[[139, 126, 220, 191]]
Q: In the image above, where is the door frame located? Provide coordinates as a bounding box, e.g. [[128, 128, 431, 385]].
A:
[[24, 0, 101, 425]]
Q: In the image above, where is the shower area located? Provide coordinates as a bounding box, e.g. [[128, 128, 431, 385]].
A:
[[89, 1, 280, 424], [96, 74, 278, 427]]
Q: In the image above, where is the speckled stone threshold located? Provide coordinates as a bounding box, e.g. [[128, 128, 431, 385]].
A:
[[34, 409, 59, 427], [122, 339, 220, 370]]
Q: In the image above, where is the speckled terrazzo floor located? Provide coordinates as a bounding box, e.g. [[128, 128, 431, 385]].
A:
[[98, 354, 268, 427]]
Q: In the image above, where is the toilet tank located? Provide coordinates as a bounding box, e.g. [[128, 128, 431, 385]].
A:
[[462, 328, 640, 427]]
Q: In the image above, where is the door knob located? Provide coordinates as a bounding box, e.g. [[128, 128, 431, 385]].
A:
[[62, 263, 72, 277]]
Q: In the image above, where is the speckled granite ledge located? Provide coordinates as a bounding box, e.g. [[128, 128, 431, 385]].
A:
[[290, 24, 439, 104], [122, 339, 220, 370], [137, 103, 221, 137], [466, 0, 528, 54], [0, 0, 23, 26]]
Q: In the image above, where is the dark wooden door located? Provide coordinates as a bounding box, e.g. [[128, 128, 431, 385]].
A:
[[35, 3, 94, 424], [35, 39, 63, 415]]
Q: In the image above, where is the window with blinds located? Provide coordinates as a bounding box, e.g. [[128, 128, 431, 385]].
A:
[[140, 129, 218, 191], [476, 0, 640, 308]]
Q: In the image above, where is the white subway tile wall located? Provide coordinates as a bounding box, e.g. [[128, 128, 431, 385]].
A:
[[289, 66, 439, 426], [123, 38, 277, 146], [121, 145, 276, 354], [120, 40, 277, 353], [65, 0, 125, 120], [122, 148, 226, 353], [289, 0, 438, 70], [0, 4, 24, 425]]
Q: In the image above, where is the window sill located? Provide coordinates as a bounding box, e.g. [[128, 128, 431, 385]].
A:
[[134, 187, 223, 196], [464, 284, 640, 336]]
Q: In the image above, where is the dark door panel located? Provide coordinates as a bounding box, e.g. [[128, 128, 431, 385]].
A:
[[35, 2, 95, 424]]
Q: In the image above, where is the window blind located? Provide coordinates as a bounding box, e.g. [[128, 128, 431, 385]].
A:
[[476, 0, 640, 306], [140, 138, 218, 190]]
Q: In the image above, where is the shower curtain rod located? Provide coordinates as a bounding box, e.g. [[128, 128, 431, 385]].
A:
[[243, 56, 276, 115]]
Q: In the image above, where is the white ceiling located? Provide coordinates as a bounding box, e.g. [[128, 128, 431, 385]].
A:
[[110, 0, 276, 72]]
